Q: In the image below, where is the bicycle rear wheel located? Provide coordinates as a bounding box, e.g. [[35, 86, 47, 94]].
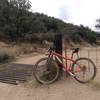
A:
[[72, 57, 96, 83], [33, 57, 60, 84]]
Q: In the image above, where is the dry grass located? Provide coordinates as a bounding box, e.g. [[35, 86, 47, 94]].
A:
[[89, 81, 100, 90], [0, 48, 15, 63], [0, 42, 47, 63], [0, 42, 47, 55], [23, 76, 41, 88]]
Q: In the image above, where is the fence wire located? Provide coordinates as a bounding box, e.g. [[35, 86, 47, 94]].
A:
[[67, 47, 100, 69], [80, 47, 100, 69]]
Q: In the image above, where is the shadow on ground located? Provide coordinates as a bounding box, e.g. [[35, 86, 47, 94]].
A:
[[0, 63, 34, 85]]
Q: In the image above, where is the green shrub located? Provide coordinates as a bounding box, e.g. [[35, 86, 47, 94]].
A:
[[0, 50, 15, 63]]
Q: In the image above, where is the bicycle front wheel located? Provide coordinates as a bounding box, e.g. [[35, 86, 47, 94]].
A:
[[33, 57, 60, 84], [72, 57, 96, 83]]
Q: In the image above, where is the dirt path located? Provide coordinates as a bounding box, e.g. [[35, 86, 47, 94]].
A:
[[0, 54, 100, 100]]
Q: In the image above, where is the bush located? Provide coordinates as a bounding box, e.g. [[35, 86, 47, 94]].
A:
[[0, 49, 15, 63]]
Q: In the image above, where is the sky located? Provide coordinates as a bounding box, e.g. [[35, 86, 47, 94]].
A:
[[29, 0, 100, 31]]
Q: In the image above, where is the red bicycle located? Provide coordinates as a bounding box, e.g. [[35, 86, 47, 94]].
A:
[[33, 47, 96, 84]]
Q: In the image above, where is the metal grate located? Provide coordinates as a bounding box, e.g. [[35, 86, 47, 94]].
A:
[[0, 63, 33, 85]]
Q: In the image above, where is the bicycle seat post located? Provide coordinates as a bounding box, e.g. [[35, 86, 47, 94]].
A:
[[71, 48, 80, 60], [71, 52, 74, 60], [76, 52, 79, 58]]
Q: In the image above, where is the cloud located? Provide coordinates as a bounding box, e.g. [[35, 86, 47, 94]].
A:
[[30, 0, 100, 30], [30, 0, 59, 18], [65, 0, 100, 30], [58, 5, 70, 21]]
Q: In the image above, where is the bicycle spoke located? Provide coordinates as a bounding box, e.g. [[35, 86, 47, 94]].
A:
[[72, 58, 96, 83], [33, 57, 60, 84]]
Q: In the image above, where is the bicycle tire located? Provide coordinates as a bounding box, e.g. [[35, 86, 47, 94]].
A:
[[72, 57, 96, 83], [33, 57, 61, 84]]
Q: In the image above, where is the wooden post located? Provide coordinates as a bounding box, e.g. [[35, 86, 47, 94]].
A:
[[53, 33, 63, 67], [62, 34, 69, 69]]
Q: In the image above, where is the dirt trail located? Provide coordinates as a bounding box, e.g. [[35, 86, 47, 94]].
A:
[[0, 54, 100, 100]]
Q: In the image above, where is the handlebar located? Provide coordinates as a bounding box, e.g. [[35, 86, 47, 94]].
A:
[[48, 46, 55, 52]]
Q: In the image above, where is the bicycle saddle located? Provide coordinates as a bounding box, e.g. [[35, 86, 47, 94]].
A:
[[70, 48, 79, 53]]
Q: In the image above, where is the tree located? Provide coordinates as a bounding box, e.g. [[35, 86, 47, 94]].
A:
[[9, 0, 31, 11], [95, 19, 100, 29], [0, 0, 98, 43], [9, 0, 32, 40], [0, 0, 32, 41], [0, 0, 10, 38]]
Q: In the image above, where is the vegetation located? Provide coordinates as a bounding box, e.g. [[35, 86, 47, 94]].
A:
[[95, 19, 100, 29], [0, 49, 15, 63], [0, 42, 47, 63], [0, 0, 99, 44]]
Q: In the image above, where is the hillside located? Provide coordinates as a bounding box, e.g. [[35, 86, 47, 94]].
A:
[[0, 0, 99, 44]]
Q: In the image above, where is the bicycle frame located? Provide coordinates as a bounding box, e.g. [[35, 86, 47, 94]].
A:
[[49, 51, 82, 76], [34, 47, 96, 84]]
